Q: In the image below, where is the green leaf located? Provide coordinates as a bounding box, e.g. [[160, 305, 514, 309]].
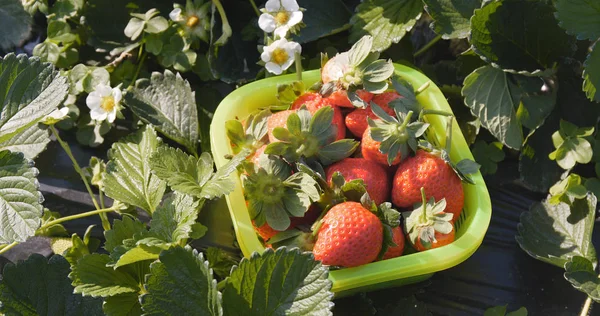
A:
[[35, 209, 68, 237], [472, 140, 505, 175], [0, 254, 103, 316], [69, 64, 110, 94], [554, 0, 600, 41], [104, 216, 148, 253], [206, 247, 238, 279], [470, 0, 575, 74], [549, 174, 588, 205], [103, 126, 166, 214], [64, 226, 100, 265], [140, 246, 222, 316], [423, 0, 481, 39], [149, 147, 245, 200], [76, 113, 111, 147], [222, 247, 333, 316], [103, 293, 142, 316], [113, 245, 163, 269], [516, 194, 597, 268], [349, 0, 423, 52], [124, 70, 199, 154], [583, 41, 600, 103], [290, 0, 352, 43], [549, 120, 594, 169], [148, 193, 201, 243], [0, 53, 69, 143], [484, 305, 528, 316], [33, 41, 60, 64], [514, 75, 556, 130], [0, 150, 43, 243], [70, 254, 141, 297], [124, 18, 145, 41], [564, 256, 600, 302], [0, 0, 31, 50], [47, 20, 76, 43], [462, 66, 523, 149], [0, 123, 50, 159]]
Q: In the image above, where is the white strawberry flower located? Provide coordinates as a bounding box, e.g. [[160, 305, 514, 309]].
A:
[[42, 107, 69, 125], [169, 0, 211, 41], [261, 38, 301, 75], [258, 0, 303, 39], [86, 84, 122, 123]]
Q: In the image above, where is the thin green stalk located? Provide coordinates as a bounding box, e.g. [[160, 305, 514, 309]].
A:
[[420, 187, 428, 223], [131, 49, 146, 86], [40, 206, 119, 230], [212, 0, 232, 46], [98, 190, 110, 231], [418, 109, 453, 122], [50, 126, 111, 230], [295, 51, 302, 82], [0, 242, 18, 256], [415, 81, 431, 95], [580, 296, 593, 316], [444, 115, 453, 154], [413, 34, 442, 58], [248, 0, 260, 16]]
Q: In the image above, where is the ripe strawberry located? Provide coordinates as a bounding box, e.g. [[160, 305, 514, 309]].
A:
[[324, 89, 374, 108], [252, 220, 280, 241], [382, 226, 405, 259], [360, 104, 428, 167], [267, 110, 294, 143], [291, 93, 346, 141], [325, 158, 390, 205], [372, 91, 402, 108], [404, 188, 455, 252], [392, 150, 464, 220], [345, 103, 395, 138], [313, 201, 383, 267]]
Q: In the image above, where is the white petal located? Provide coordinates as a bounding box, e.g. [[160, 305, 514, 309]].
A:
[[284, 41, 301, 55], [107, 110, 117, 123], [112, 88, 122, 104], [95, 84, 112, 97], [90, 108, 107, 121], [271, 38, 287, 47], [258, 14, 276, 33], [287, 11, 302, 27], [261, 49, 272, 63], [274, 26, 290, 39], [86, 94, 101, 109], [264, 0, 281, 12], [169, 8, 183, 21], [280, 57, 295, 71], [265, 62, 283, 75], [281, 0, 299, 11]]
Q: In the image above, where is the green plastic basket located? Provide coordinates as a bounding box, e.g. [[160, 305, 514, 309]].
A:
[[210, 64, 492, 297]]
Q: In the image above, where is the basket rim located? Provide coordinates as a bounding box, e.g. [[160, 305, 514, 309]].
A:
[[210, 64, 492, 293]]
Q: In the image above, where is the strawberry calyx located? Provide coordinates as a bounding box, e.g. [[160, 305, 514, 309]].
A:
[[268, 228, 315, 252], [226, 109, 271, 154], [404, 188, 454, 250], [242, 154, 321, 231], [418, 115, 480, 184], [367, 103, 430, 165], [265, 105, 359, 165], [359, 193, 402, 260], [275, 81, 306, 110]]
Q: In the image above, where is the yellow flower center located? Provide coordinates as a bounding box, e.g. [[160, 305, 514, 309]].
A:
[[271, 48, 289, 65], [275, 11, 289, 25], [186, 15, 200, 27], [101, 96, 116, 112]]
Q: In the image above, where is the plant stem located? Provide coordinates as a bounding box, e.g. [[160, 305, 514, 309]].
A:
[[50, 126, 111, 230], [415, 81, 431, 95], [580, 297, 593, 316], [131, 49, 146, 87], [444, 115, 453, 154], [420, 187, 428, 223], [0, 242, 18, 256], [40, 206, 119, 230], [413, 34, 442, 58], [248, 0, 260, 16], [295, 51, 303, 82], [418, 109, 453, 121], [212, 0, 232, 46]]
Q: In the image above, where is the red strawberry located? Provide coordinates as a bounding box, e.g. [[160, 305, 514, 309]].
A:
[[290, 204, 321, 227], [321, 52, 350, 84], [267, 110, 294, 143], [361, 128, 401, 166], [291, 93, 346, 141], [345, 104, 395, 138], [382, 226, 405, 259], [414, 228, 455, 252], [372, 91, 402, 108], [324, 89, 374, 108], [325, 158, 390, 205], [392, 150, 464, 221], [252, 220, 280, 241], [313, 201, 383, 267]]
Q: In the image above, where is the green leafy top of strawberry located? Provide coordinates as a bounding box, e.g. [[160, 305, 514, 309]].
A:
[[242, 154, 321, 231], [226, 109, 270, 154], [265, 106, 359, 165], [388, 75, 424, 114], [360, 194, 402, 260], [275, 81, 306, 110], [418, 115, 481, 184], [367, 103, 430, 165], [404, 188, 453, 250]]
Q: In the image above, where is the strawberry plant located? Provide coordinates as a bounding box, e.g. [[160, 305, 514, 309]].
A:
[[0, 0, 597, 313]]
